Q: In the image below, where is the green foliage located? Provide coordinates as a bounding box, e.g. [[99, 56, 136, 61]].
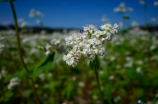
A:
[[1, 34, 158, 103], [26, 52, 55, 78]]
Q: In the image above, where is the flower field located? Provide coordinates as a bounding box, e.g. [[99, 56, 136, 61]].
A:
[[1, 31, 158, 104]]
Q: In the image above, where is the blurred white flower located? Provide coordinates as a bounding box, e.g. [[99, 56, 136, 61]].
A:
[[138, 100, 142, 103], [36, 11, 41, 17], [110, 56, 116, 61], [136, 60, 143, 65], [78, 81, 85, 87], [29, 9, 43, 18], [18, 18, 24, 24], [40, 30, 47, 35], [99, 70, 104, 75], [38, 73, 45, 81], [150, 45, 157, 50], [29, 9, 36, 18], [136, 67, 141, 73], [114, 96, 121, 102], [20, 22, 27, 28], [139, 0, 145, 5], [114, 2, 133, 13], [109, 75, 114, 80], [154, 1, 158, 7], [131, 21, 138, 27], [93, 95, 98, 100], [8, 77, 21, 90], [7, 29, 15, 35], [72, 76, 76, 81], [119, 22, 123, 28], [36, 19, 42, 24], [0, 69, 7, 79], [35, 84, 39, 88], [48, 73, 53, 77], [151, 18, 157, 22]]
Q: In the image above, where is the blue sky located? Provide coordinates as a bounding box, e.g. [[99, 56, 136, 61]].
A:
[[0, 0, 158, 28]]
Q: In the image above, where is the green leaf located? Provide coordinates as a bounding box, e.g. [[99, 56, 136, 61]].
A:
[[34, 52, 55, 71], [26, 52, 55, 78]]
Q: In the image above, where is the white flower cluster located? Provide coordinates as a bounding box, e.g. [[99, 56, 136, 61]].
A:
[[18, 18, 28, 28], [42, 39, 66, 56], [63, 23, 119, 67], [114, 2, 133, 13], [29, 9, 42, 18], [7, 77, 21, 90]]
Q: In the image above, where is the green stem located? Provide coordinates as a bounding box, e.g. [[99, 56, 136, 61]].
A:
[[94, 68, 104, 104], [10, 1, 40, 104]]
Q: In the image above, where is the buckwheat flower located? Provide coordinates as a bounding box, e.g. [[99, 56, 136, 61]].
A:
[[93, 30, 102, 37], [18, 18, 24, 24], [132, 21, 138, 27], [136, 67, 141, 73], [38, 73, 45, 81], [151, 18, 157, 22], [139, 0, 145, 5], [154, 1, 158, 7], [48, 73, 53, 77], [20, 22, 27, 28], [63, 23, 118, 67], [29, 9, 36, 18], [114, 2, 133, 13], [78, 81, 85, 87], [36, 11, 41, 17], [65, 55, 74, 65], [36, 19, 42, 24], [109, 75, 114, 80], [0, 69, 7, 79], [8, 77, 21, 90], [101, 23, 112, 30]]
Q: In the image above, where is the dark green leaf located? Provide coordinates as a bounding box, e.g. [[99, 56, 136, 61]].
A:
[[26, 52, 55, 78]]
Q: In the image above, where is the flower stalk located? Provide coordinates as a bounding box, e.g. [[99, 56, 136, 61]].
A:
[[10, 1, 40, 104], [94, 67, 104, 104]]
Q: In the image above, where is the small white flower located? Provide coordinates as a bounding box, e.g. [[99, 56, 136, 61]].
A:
[[8, 77, 21, 90], [78, 81, 85, 87], [38, 73, 45, 81], [109, 75, 114, 80], [136, 67, 141, 73]]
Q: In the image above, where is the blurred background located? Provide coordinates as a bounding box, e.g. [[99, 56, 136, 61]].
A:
[[0, 0, 158, 104]]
